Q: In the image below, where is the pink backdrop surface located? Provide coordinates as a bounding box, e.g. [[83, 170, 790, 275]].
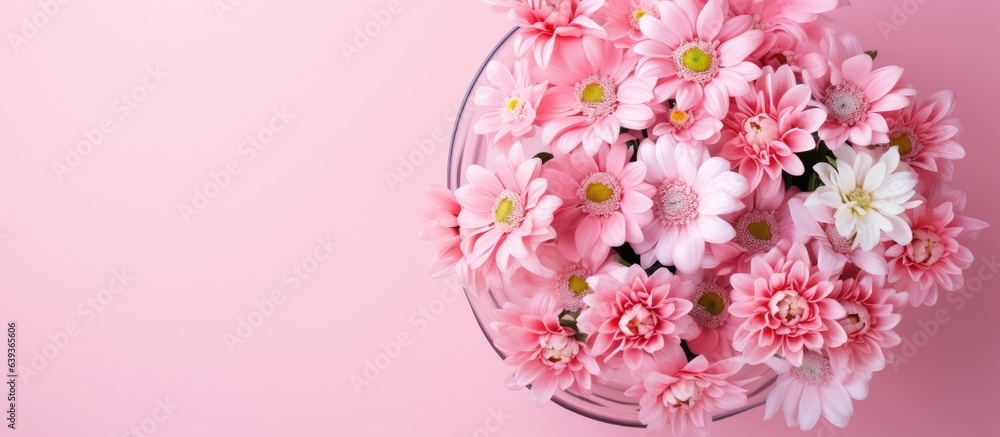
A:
[[1, 1, 998, 436]]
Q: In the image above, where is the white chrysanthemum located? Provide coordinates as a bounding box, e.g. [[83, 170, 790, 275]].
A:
[[805, 147, 920, 251]]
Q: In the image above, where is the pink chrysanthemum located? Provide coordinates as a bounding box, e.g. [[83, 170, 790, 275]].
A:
[[474, 60, 548, 153], [787, 195, 890, 276], [764, 351, 871, 430], [805, 53, 914, 147], [720, 65, 826, 191], [887, 184, 988, 307], [510, 244, 618, 311], [879, 90, 966, 181], [536, 39, 658, 154], [634, 136, 749, 273], [634, 0, 764, 119], [418, 185, 463, 278], [679, 271, 741, 361], [484, 0, 608, 68], [711, 179, 802, 274], [598, 0, 661, 49], [651, 91, 724, 147], [492, 294, 601, 406], [456, 143, 563, 292], [625, 354, 748, 436], [543, 139, 655, 263], [729, 244, 848, 366], [826, 274, 906, 372], [579, 265, 696, 370]]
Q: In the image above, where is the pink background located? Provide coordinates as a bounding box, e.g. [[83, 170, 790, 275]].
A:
[[1, 1, 998, 436]]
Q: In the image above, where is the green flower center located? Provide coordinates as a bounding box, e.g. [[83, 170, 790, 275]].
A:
[[682, 47, 713, 73], [494, 198, 514, 223], [568, 275, 589, 296], [698, 292, 725, 316], [581, 84, 605, 103], [585, 182, 615, 203], [748, 221, 772, 241], [888, 133, 913, 156]]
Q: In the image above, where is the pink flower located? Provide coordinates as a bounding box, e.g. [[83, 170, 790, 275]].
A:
[[720, 65, 826, 191], [484, 0, 607, 68], [634, 136, 749, 273], [728, 0, 839, 61], [579, 265, 696, 370], [536, 39, 658, 154], [729, 244, 848, 366], [879, 90, 966, 181], [651, 91, 724, 147], [826, 274, 906, 372], [625, 354, 748, 436], [679, 271, 741, 361], [805, 53, 914, 147], [509, 244, 618, 311], [787, 195, 890, 276], [492, 294, 601, 405], [456, 143, 563, 292], [418, 185, 463, 278], [598, 0, 661, 49], [764, 350, 870, 430], [634, 0, 764, 119], [887, 184, 988, 306], [710, 179, 802, 274], [543, 139, 655, 262], [473, 60, 548, 153]]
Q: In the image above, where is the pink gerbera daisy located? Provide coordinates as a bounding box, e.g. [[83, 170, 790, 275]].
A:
[[598, 0, 661, 49], [473, 60, 548, 153], [484, 0, 608, 68], [536, 39, 658, 154], [625, 353, 748, 436], [879, 90, 966, 181], [729, 244, 848, 366], [710, 179, 802, 274], [651, 91, 724, 148], [579, 264, 696, 370], [509, 244, 618, 311], [826, 274, 907, 372], [887, 184, 988, 306], [456, 143, 563, 292], [634, 0, 764, 119], [805, 53, 914, 147], [764, 350, 871, 430], [634, 135, 749, 273], [418, 185, 463, 278], [492, 293, 601, 406], [543, 139, 655, 263], [679, 271, 741, 361], [720, 65, 826, 191]]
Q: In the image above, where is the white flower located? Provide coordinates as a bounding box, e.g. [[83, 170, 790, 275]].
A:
[[805, 147, 920, 251]]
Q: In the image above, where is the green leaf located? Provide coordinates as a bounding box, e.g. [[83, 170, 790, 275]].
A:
[[533, 152, 554, 164], [865, 50, 878, 60], [807, 173, 822, 191]]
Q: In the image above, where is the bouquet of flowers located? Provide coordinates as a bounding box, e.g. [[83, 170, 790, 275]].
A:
[[421, 0, 987, 435]]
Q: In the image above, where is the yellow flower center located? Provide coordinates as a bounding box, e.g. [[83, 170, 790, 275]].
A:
[[748, 221, 772, 241], [848, 188, 873, 209], [585, 182, 615, 203], [494, 198, 514, 223], [505, 98, 521, 111], [669, 108, 690, 125], [568, 275, 589, 296], [888, 133, 913, 156], [632, 9, 647, 20], [581, 84, 605, 103], [698, 292, 725, 316], [682, 47, 713, 73]]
